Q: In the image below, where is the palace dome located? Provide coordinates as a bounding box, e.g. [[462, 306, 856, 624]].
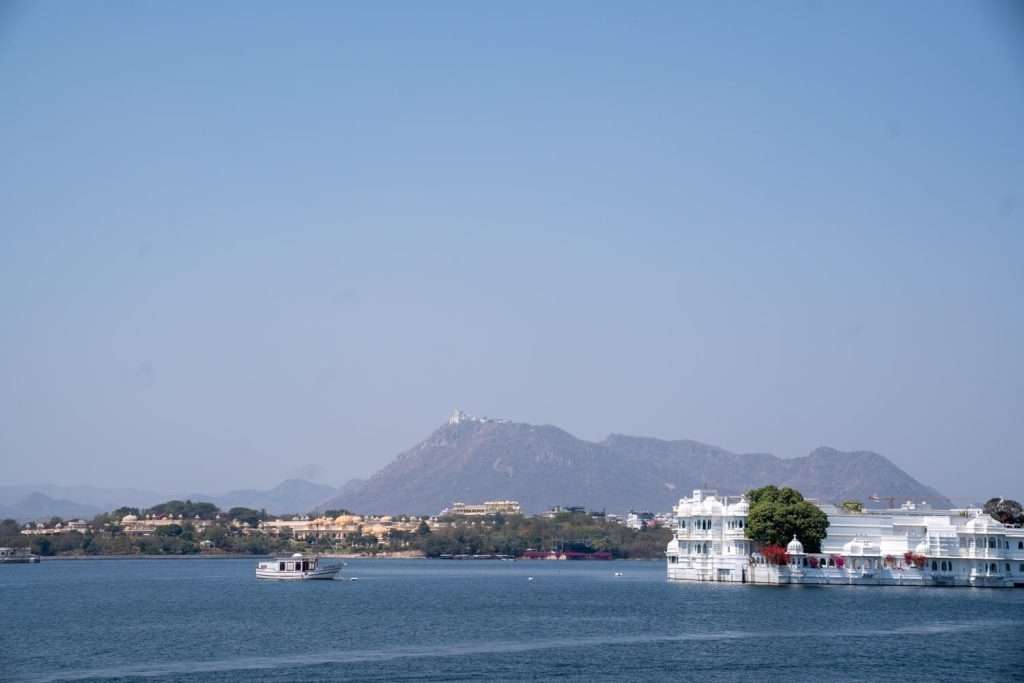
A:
[[786, 535, 804, 555], [964, 515, 1002, 532], [842, 538, 879, 556]]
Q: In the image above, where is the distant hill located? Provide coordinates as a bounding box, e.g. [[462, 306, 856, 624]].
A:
[[0, 484, 163, 512], [188, 479, 339, 515], [322, 412, 951, 515], [0, 492, 102, 522], [0, 480, 340, 521]]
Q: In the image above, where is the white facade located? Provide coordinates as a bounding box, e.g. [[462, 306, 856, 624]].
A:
[[666, 490, 1024, 588], [626, 511, 655, 530], [665, 490, 752, 583]]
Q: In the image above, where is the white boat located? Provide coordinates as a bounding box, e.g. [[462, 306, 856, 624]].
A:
[[0, 547, 40, 564], [256, 553, 340, 580]]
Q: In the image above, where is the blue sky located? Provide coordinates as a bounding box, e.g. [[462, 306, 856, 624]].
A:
[[1, 1, 1021, 502]]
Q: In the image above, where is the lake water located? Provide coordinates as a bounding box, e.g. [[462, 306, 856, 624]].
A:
[[2, 558, 1022, 682]]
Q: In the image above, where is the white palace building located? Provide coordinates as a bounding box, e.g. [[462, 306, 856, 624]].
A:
[[666, 489, 1024, 588]]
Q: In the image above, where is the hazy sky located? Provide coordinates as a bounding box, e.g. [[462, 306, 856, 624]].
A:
[[1, 2, 1021, 501]]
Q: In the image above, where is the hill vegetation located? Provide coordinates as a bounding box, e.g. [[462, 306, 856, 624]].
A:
[[325, 416, 951, 514]]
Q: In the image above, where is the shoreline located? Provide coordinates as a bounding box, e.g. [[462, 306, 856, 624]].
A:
[[40, 553, 266, 561], [36, 552, 662, 562], [38, 551, 429, 561]]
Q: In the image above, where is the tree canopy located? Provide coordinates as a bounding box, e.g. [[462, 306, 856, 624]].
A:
[[983, 498, 1023, 526], [227, 507, 264, 527], [745, 485, 829, 553], [146, 500, 220, 520]]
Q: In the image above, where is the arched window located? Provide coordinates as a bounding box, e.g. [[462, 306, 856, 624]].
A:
[[989, 537, 996, 549], [931, 561, 937, 571], [1018, 541, 1022, 550], [990, 563, 997, 573]]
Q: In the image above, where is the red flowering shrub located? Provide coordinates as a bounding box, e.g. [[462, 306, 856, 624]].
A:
[[884, 554, 896, 568], [835, 555, 845, 569], [761, 545, 790, 566], [902, 552, 926, 569], [808, 556, 819, 568]]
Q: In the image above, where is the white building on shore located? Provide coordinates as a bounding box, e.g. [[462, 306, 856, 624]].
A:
[[666, 489, 1024, 588]]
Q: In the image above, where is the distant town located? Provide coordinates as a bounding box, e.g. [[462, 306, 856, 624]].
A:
[[0, 498, 673, 559]]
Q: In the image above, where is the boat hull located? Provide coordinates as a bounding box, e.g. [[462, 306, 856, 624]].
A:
[[256, 565, 340, 581]]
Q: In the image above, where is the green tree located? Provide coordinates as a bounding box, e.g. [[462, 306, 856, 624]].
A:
[[0, 519, 29, 548], [840, 500, 864, 513], [983, 498, 1023, 526], [30, 536, 53, 556], [227, 507, 263, 527], [147, 500, 220, 520], [201, 524, 229, 548], [745, 485, 829, 553]]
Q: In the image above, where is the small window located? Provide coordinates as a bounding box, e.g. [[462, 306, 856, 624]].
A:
[[931, 561, 937, 571], [1018, 541, 1023, 550], [279, 562, 285, 571]]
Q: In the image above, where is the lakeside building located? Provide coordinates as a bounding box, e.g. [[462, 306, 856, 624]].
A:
[[259, 514, 425, 543], [20, 520, 90, 536], [542, 505, 587, 518], [119, 514, 217, 537], [666, 489, 1024, 588], [443, 500, 522, 517], [626, 511, 656, 530]]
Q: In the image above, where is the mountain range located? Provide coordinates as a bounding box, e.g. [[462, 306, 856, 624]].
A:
[[185, 479, 339, 515], [322, 412, 951, 514], [5, 412, 952, 521], [0, 480, 340, 522]]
